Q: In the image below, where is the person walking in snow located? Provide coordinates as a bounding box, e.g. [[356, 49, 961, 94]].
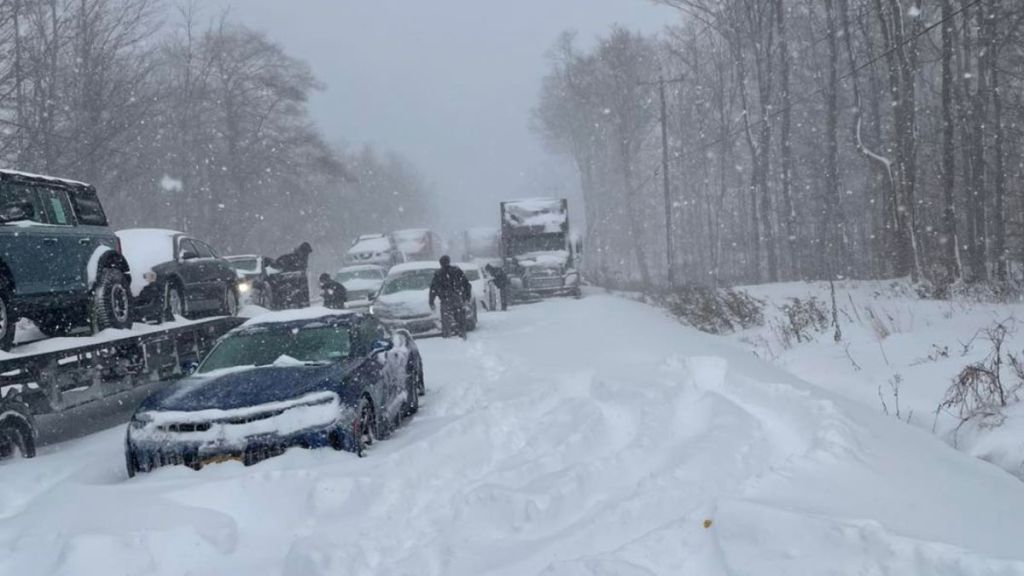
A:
[[270, 242, 313, 309], [429, 255, 472, 339], [319, 273, 347, 309], [485, 263, 510, 311]]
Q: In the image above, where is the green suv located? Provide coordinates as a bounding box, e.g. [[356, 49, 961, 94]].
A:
[[0, 170, 132, 350]]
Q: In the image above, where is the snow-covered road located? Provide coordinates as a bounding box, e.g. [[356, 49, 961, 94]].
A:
[[3, 294, 1024, 575]]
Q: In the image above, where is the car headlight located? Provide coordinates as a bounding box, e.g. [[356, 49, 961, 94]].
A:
[[142, 271, 157, 284], [129, 413, 153, 430], [238, 281, 252, 294]]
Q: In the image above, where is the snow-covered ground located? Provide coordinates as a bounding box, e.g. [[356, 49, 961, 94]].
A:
[[3, 293, 1024, 574], [735, 280, 1024, 480]]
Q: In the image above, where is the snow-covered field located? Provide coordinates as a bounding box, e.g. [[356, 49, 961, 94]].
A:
[[3, 293, 1024, 575]]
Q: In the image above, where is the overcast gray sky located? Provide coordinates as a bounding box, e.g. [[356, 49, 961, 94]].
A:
[[220, 1, 676, 233]]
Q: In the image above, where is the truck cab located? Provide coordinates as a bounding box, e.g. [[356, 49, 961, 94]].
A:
[[500, 198, 582, 301]]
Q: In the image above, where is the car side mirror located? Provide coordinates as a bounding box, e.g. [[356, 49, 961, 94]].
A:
[[183, 361, 199, 375], [370, 338, 393, 357], [0, 202, 32, 224], [180, 250, 199, 261]]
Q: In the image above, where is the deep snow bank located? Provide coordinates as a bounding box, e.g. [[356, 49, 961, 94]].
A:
[[736, 280, 1024, 480], [2, 294, 1023, 575]]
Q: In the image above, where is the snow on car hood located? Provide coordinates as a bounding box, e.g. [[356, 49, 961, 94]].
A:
[[374, 289, 431, 317], [342, 278, 382, 294]]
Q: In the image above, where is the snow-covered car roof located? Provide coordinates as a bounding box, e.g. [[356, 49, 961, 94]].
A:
[[0, 168, 89, 188], [116, 228, 183, 295], [387, 261, 440, 275], [225, 254, 261, 261], [348, 236, 392, 254], [339, 264, 386, 274], [241, 306, 357, 328]]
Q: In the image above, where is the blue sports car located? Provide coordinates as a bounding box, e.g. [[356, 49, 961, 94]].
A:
[[124, 309, 424, 476]]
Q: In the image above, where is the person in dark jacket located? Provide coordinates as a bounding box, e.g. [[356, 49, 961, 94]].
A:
[[319, 273, 347, 309], [429, 255, 472, 339], [485, 264, 510, 311], [270, 242, 313, 309]]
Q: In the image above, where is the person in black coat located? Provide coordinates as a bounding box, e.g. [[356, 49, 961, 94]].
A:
[[485, 264, 510, 311], [270, 242, 313, 309], [319, 273, 347, 309], [429, 255, 472, 338]]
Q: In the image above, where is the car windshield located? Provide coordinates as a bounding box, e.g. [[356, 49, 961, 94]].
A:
[[198, 324, 351, 373], [381, 270, 434, 295], [227, 258, 259, 272], [337, 269, 381, 282]]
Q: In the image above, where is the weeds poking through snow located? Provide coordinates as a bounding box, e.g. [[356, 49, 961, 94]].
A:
[[938, 321, 1024, 439]]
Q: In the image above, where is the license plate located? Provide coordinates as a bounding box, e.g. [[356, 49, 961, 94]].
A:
[[200, 453, 242, 466]]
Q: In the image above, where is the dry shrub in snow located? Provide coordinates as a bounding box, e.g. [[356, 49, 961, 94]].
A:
[[939, 322, 1024, 430], [660, 286, 765, 335]]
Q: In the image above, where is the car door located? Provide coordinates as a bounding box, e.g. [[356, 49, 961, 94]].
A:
[[37, 186, 89, 293], [175, 237, 211, 311], [197, 241, 235, 301], [189, 240, 227, 309], [0, 182, 51, 297], [64, 186, 118, 292]]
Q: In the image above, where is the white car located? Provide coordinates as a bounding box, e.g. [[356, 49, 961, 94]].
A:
[[371, 262, 479, 336], [459, 262, 499, 311], [335, 264, 387, 310], [345, 234, 403, 269]]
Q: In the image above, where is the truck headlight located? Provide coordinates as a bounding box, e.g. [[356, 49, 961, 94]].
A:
[[237, 281, 252, 294]]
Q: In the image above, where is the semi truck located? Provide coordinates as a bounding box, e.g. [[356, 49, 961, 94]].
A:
[[499, 198, 582, 301]]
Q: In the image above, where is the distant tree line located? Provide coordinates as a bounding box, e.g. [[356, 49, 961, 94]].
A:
[[535, 0, 1024, 292], [0, 0, 433, 262]]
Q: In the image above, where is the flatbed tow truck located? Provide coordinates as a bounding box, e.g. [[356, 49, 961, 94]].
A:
[[0, 317, 243, 459]]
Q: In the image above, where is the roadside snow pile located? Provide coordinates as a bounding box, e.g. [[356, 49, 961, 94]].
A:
[[2, 294, 1024, 574], [735, 279, 1024, 480]]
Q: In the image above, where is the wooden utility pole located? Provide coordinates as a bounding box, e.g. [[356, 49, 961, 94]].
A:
[[659, 76, 676, 288]]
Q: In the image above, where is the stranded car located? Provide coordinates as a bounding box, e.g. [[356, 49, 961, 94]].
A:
[[344, 233, 404, 269], [116, 229, 239, 322], [225, 254, 275, 309], [335, 264, 387, 309], [371, 261, 479, 336], [0, 169, 133, 349], [124, 308, 424, 475], [461, 262, 499, 311]]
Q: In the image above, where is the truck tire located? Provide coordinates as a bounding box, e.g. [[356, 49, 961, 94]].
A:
[[0, 280, 15, 351], [0, 400, 36, 460], [94, 267, 132, 332]]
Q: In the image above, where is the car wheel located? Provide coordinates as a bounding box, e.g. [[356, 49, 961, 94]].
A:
[[125, 444, 139, 478], [0, 401, 36, 460], [163, 283, 185, 321], [468, 301, 479, 331], [356, 396, 376, 457], [0, 281, 17, 351], [222, 286, 239, 317], [94, 267, 132, 332], [403, 361, 420, 417]]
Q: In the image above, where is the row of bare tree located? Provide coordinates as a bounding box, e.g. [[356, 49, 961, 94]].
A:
[[0, 0, 432, 262], [535, 0, 1024, 291]]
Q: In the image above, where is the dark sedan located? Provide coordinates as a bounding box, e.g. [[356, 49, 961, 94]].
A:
[[117, 229, 239, 322], [124, 309, 424, 475]]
